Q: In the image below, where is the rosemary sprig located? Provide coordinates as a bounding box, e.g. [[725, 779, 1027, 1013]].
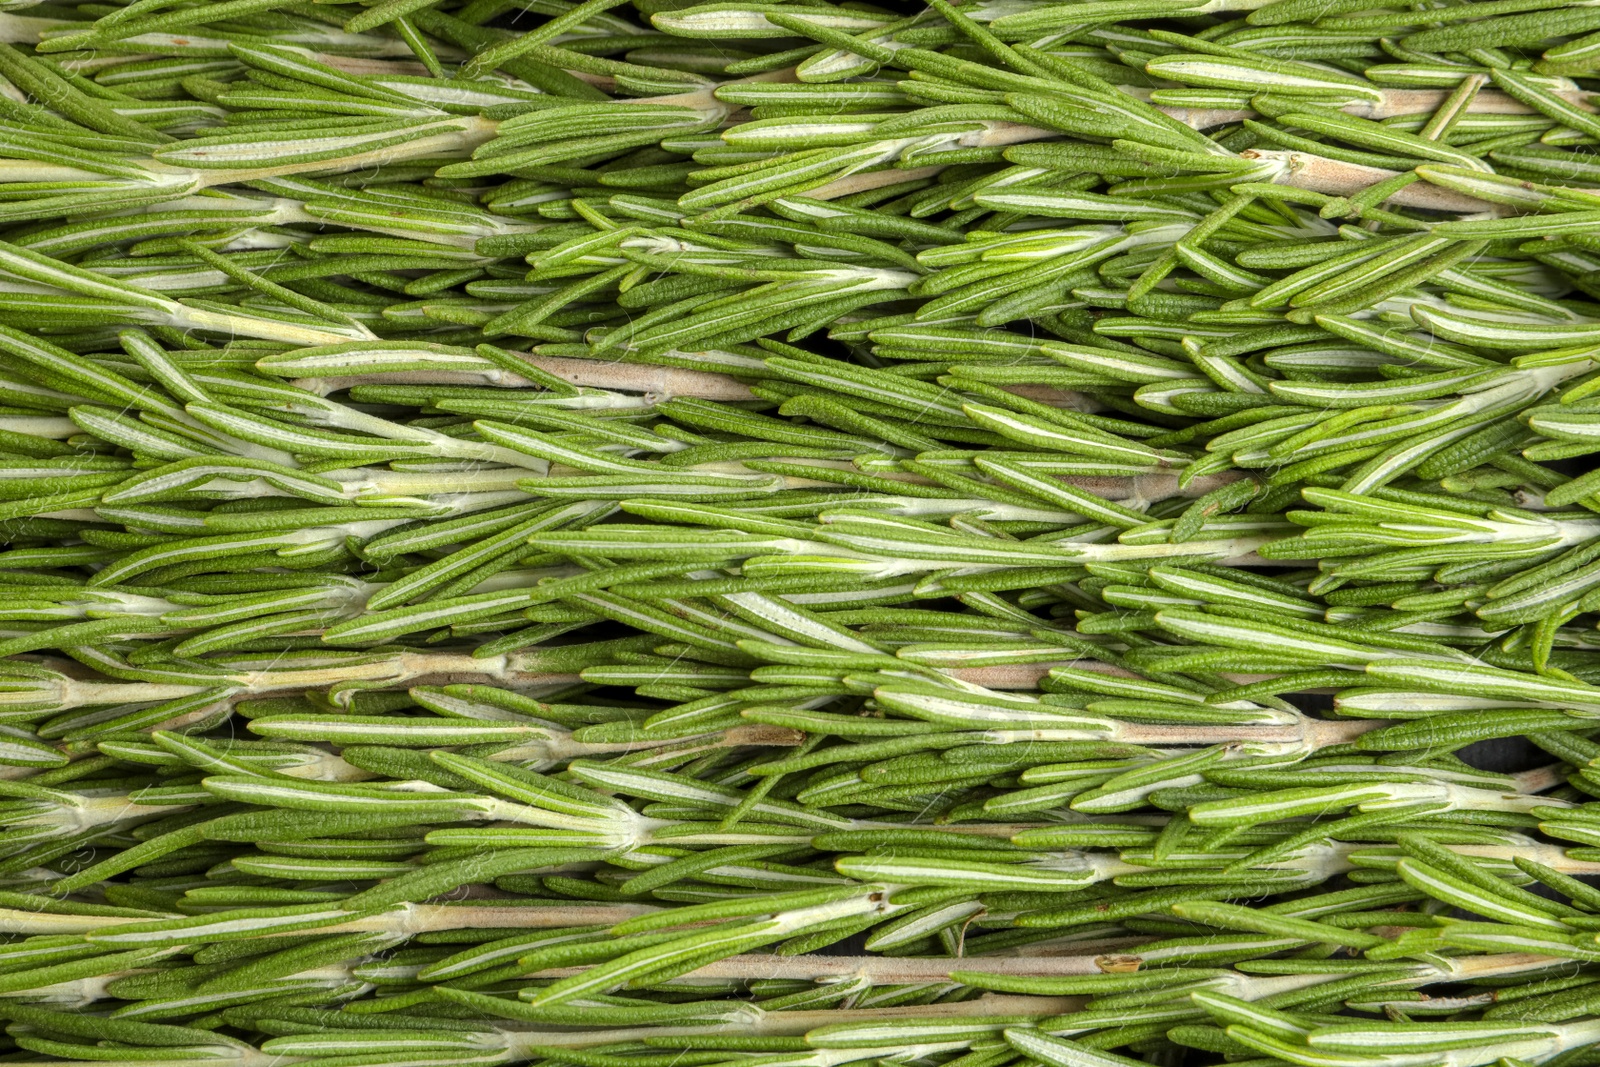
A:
[[0, 0, 1594, 1062]]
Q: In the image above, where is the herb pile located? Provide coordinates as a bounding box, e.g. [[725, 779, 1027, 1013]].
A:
[[3, 0, 1600, 1065]]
